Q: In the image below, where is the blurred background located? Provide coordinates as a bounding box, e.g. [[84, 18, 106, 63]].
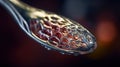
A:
[[0, 0, 120, 67]]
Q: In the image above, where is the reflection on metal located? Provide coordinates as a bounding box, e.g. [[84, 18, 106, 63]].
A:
[[0, 0, 97, 55]]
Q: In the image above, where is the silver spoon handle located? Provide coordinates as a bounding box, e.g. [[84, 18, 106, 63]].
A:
[[0, 0, 33, 40], [0, 0, 50, 52]]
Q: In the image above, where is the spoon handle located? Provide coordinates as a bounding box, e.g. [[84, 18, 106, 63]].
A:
[[0, 0, 33, 40]]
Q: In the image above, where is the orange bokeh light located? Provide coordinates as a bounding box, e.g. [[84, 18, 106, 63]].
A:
[[96, 21, 117, 44]]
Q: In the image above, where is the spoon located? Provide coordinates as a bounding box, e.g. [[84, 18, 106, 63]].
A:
[[0, 0, 97, 55]]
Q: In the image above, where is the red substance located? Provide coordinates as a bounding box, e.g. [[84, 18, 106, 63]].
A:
[[67, 33, 73, 38], [69, 40, 77, 48], [44, 21, 51, 26], [54, 32, 62, 39], [42, 28, 52, 36], [30, 19, 37, 25], [30, 19, 78, 50], [70, 40, 76, 45], [73, 34, 79, 40], [59, 42, 70, 49], [60, 27, 68, 33], [30, 20, 42, 34], [52, 25, 60, 32], [49, 36, 60, 45], [37, 31, 48, 41], [62, 37, 68, 43], [59, 42, 66, 46], [57, 45, 63, 48]]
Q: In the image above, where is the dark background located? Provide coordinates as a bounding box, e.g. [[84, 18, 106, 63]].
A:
[[0, 0, 120, 67]]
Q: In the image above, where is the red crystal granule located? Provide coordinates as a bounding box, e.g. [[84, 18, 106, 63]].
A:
[[42, 28, 52, 36], [69, 40, 78, 49], [73, 34, 79, 40], [60, 27, 68, 33], [41, 35, 48, 41], [58, 46, 63, 48], [61, 37, 69, 43], [54, 32, 62, 39], [30, 20, 42, 34], [49, 36, 60, 45], [44, 21, 51, 26], [52, 25, 60, 32], [37, 31, 48, 41], [59, 42, 66, 46], [67, 33, 73, 38], [59, 42, 70, 49]]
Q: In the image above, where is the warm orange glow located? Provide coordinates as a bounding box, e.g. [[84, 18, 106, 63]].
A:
[[96, 21, 117, 44]]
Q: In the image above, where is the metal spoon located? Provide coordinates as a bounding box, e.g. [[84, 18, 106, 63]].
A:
[[0, 0, 97, 55]]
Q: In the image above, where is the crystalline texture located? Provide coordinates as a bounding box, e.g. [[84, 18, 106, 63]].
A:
[[30, 18, 96, 55]]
